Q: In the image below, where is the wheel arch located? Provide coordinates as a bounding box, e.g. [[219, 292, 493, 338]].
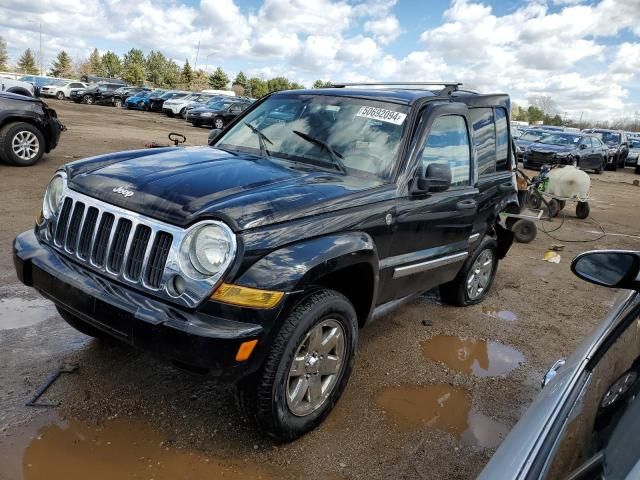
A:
[[6, 87, 33, 97]]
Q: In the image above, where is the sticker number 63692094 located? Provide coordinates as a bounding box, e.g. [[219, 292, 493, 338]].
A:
[[355, 106, 407, 125]]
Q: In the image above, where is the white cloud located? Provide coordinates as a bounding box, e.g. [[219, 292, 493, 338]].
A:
[[364, 16, 401, 45]]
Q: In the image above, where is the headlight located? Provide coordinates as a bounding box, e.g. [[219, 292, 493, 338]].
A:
[[554, 152, 569, 158], [180, 222, 236, 277], [201, 112, 213, 117], [42, 174, 65, 219]]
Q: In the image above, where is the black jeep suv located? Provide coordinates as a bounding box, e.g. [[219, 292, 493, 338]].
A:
[[70, 83, 124, 105], [13, 83, 517, 440], [582, 128, 629, 170], [0, 92, 65, 166]]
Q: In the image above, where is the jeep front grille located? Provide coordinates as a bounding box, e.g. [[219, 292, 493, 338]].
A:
[[49, 194, 173, 290]]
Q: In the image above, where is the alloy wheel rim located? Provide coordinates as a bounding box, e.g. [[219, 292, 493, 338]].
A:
[[601, 371, 637, 408], [11, 131, 39, 160], [215, 119, 224, 129], [466, 249, 494, 300], [286, 318, 346, 417]]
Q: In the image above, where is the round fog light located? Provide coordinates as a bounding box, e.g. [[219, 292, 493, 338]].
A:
[[167, 275, 186, 297]]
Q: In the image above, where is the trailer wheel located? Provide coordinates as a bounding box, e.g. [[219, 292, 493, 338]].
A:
[[576, 201, 590, 219], [548, 199, 560, 218], [512, 219, 537, 243]]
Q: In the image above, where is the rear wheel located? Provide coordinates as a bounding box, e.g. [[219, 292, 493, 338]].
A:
[[440, 237, 498, 306], [548, 198, 560, 218], [179, 107, 187, 119], [113, 98, 123, 108], [576, 201, 590, 219], [214, 117, 225, 129], [55, 91, 65, 100], [235, 289, 357, 441], [0, 122, 45, 166], [512, 219, 537, 243], [56, 306, 111, 340], [83, 94, 94, 105]]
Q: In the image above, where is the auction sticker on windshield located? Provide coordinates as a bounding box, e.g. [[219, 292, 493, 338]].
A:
[[356, 106, 407, 125]]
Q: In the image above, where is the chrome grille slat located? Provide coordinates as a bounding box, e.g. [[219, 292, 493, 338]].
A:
[[64, 202, 85, 253], [77, 206, 99, 259], [107, 218, 133, 273], [54, 198, 73, 246]]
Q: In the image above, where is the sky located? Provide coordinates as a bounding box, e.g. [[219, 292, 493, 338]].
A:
[[1, 0, 639, 121]]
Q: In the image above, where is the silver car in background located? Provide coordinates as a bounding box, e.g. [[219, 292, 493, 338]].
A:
[[479, 250, 640, 480]]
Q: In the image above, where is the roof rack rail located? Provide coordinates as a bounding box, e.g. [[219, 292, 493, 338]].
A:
[[330, 82, 463, 96]]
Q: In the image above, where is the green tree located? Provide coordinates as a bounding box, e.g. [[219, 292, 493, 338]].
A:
[[208, 67, 229, 89], [163, 59, 181, 87], [88, 48, 103, 75], [246, 77, 267, 98], [122, 48, 146, 85], [191, 69, 209, 89], [101, 51, 122, 78], [266, 76, 293, 93], [17, 48, 38, 74], [289, 81, 304, 90], [233, 71, 247, 88], [181, 59, 193, 85], [313, 79, 332, 88], [0, 36, 8, 71], [145, 50, 167, 86], [49, 51, 73, 77], [527, 105, 544, 123]]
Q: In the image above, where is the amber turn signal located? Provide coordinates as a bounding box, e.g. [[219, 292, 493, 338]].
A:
[[235, 339, 258, 362], [211, 283, 284, 309]]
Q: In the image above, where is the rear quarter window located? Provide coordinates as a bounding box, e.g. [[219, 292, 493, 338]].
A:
[[469, 108, 496, 175], [495, 107, 509, 171]]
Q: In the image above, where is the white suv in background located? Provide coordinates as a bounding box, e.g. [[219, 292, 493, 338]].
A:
[[162, 92, 214, 118], [0, 77, 35, 97], [41, 80, 88, 100]]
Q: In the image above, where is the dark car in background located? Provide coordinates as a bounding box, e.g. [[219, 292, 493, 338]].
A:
[[148, 90, 189, 112], [522, 132, 607, 173], [515, 128, 556, 161], [583, 128, 629, 170], [186, 98, 252, 128], [0, 92, 64, 166], [111, 87, 151, 107], [125, 90, 164, 110], [70, 83, 124, 105], [480, 250, 640, 480]]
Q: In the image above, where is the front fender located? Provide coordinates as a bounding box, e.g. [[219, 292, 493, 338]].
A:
[[234, 232, 379, 292]]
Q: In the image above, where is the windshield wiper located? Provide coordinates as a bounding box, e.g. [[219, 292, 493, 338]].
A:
[[292, 130, 346, 174], [244, 122, 272, 158]]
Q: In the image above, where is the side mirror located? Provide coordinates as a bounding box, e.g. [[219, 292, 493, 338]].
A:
[[579, 143, 587, 150], [208, 128, 223, 146], [415, 163, 452, 193], [571, 251, 640, 290]]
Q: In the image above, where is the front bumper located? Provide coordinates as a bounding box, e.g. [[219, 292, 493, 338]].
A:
[[13, 230, 265, 379]]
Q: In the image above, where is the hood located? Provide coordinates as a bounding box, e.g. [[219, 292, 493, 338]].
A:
[[65, 147, 385, 231], [528, 142, 576, 154]]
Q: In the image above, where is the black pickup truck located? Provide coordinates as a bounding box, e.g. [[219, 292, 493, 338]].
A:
[[13, 82, 517, 439]]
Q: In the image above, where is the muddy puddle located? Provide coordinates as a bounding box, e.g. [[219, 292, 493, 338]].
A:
[[482, 307, 518, 322], [0, 296, 56, 330], [0, 412, 275, 480], [376, 385, 509, 449], [422, 335, 524, 377]]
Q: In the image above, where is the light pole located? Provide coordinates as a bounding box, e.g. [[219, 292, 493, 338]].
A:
[[28, 19, 43, 76], [204, 53, 214, 74]]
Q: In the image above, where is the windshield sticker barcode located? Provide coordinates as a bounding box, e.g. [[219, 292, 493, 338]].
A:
[[356, 106, 406, 125]]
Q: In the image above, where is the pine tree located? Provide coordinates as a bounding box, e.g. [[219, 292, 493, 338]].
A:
[[208, 67, 229, 90], [101, 51, 122, 78], [88, 48, 103, 75], [181, 59, 193, 85], [122, 48, 146, 85], [49, 51, 73, 77], [0, 36, 8, 71], [17, 49, 38, 74], [233, 71, 247, 88]]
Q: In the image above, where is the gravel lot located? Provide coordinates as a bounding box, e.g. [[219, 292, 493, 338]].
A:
[[1, 100, 639, 480]]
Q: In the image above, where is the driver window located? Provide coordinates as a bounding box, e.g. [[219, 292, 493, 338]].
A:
[[420, 115, 471, 187]]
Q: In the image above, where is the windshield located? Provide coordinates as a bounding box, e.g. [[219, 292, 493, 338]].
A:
[[216, 95, 409, 180], [520, 130, 548, 141], [598, 131, 621, 144], [537, 133, 582, 146], [629, 139, 640, 149], [207, 100, 233, 110]]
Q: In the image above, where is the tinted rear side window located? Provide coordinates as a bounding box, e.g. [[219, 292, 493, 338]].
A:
[[469, 108, 496, 175], [495, 107, 509, 171], [421, 115, 471, 187]]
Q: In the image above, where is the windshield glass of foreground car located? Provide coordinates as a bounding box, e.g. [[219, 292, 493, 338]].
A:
[[537, 133, 582, 146], [216, 95, 409, 180]]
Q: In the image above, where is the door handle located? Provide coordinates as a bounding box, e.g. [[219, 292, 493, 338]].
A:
[[498, 182, 514, 192], [456, 199, 477, 210]]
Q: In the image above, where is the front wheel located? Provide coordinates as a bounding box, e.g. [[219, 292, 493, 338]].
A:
[[576, 201, 590, 219], [236, 289, 358, 441], [214, 117, 225, 129], [0, 122, 45, 166], [55, 91, 65, 100], [440, 237, 498, 306], [179, 108, 187, 119], [83, 94, 94, 105], [113, 98, 122, 108]]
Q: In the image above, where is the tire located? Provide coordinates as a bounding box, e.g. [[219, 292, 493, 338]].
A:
[[166, 111, 174, 118], [83, 94, 94, 105], [214, 117, 225, 129], [55, 91, 65, 100], [440, 236, 499, 306], [0, 122, 45, 166], [635, 165, 640, 175], [235, 289, 358, 441], [569, 156, 578, 168], [595, 364, 639, 430], [512, 219, 537, 243], [505, 216, 518, 230], [113, 98, 122, 108], [557, 200, 566, 210], [576, 201, 590, 219], [527, 189, 543, 210], [56, 306, 111, 340], [179, 108, 187, 119], [548, 198, 560, 218], [595, 159, 604, 174]]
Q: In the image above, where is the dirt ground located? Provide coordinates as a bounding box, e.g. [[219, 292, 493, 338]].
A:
[[1, 100, 639, 480]]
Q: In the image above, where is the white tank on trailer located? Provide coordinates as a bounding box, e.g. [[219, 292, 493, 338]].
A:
[[546, 166, 590, 200]]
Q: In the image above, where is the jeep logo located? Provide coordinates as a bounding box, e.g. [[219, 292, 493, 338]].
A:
[[112, 186, 134, 198]]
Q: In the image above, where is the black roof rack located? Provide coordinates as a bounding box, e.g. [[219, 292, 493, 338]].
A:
[[330, 82, 463, 96]]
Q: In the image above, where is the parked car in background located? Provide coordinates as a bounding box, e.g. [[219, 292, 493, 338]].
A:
[[111, 87, 151, 107], [40, 80, 88, 100], [13, 83, 518, 440], [186, 98, 252, 128], [628, 138, 640, 173], [148, 90, 189, 112], [18, 75, 63, 89], [70, 83, 123, 105], [162, 92, 216, 118], [1, 77, 36, 97], [514, 128, 556, 162], [0, 92, 64, 166], [125, 90, 164, 110], [583, 128, 629, 170], [80, 75, 126, 86], [480, 250, 640, 480], [522, 132, 607, 173]]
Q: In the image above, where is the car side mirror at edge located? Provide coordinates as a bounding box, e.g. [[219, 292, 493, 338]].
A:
[[208, 128, 223, 146], [571, 250, 640, 290], [414, 163, 452, 194]]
